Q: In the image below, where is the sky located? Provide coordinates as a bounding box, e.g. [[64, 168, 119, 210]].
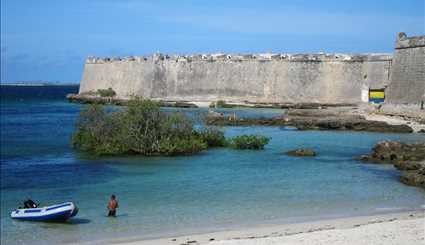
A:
[[1, 0, 424, 83]]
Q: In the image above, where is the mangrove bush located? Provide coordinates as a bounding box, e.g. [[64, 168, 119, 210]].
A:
[[197, 127, 227, 147], [72, 98, 206, 155], [227, 135, 270, 150], [72, 99, 271, 156]]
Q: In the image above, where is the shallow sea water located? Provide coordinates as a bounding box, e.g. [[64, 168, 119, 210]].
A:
[[1, 86, 424, 244]]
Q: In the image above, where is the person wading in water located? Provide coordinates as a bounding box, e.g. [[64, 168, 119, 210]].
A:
[[107, 194, 119, 217]]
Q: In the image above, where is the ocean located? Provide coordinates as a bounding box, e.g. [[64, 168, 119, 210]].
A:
[[1, 85, 424, 245]]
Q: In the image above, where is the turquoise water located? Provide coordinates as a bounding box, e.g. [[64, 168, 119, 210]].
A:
[[1, 86, 424, 245]]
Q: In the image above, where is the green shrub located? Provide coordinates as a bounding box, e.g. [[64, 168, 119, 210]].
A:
[[97, 88, 116, 97], [159, 136, 207, 155], [227, 135, 270, 150], [72, 104, 126, 155], [209, 100, 241, 108], [72, 98, 206, 156], [72, 98, 271, 156], [197, 127, 226, 147], [216, 100, 228, 108]]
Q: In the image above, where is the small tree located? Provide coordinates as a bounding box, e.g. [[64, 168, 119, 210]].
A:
[[72, 98, 270, 156], [72, 104, 125, 155], [216, 100, 227, 108], [72, 98, 207, 156], [197, 127, 226, 147], [227, 135, 270, 150]]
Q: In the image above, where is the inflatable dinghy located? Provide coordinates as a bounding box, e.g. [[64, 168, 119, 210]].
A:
[[11, 202, 78, 222]]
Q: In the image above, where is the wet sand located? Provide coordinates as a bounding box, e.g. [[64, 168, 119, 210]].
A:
[[89, 211, 424, 245]]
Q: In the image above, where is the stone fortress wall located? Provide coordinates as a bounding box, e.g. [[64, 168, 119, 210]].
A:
[[79, 33, 423, 104], [386, 33, 425, 104]]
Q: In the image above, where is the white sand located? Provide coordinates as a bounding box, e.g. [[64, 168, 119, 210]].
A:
[[350, 103, 425, 132], [365, 114, 425, 132], [212, 217, 424, 245], [93, 211, 425, 245]]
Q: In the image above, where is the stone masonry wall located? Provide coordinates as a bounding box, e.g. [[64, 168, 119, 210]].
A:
[[387, 33, 425, 104], [79, 53, 392, 104]]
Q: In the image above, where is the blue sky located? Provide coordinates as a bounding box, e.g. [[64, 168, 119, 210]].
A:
[[1, 0, 424, 83]]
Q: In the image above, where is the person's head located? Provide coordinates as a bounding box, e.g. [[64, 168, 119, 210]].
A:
[[111, 195, 116, 200]]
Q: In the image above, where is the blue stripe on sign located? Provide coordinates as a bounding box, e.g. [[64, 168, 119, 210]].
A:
[[46, 203, 71, 211], [24, 209, 42, 213], [369, 98, 384, 103]]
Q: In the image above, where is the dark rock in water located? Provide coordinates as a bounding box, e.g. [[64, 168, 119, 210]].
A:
[[205, 110, 413, 133], [418, 129, 425, 133], [286, 148, 316, 157], [207, 110, 224, 118], [400, 168, 425, 188], [359, 140, 425, 189], [394, 161, 425, 171], [361, 141, 425, 164], [357, 155, 371, 161], [67, 93, 127, 105], [161, 101, 198, 108]]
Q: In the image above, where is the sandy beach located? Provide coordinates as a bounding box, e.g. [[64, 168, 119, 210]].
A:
[[87, 211, 425, 245]]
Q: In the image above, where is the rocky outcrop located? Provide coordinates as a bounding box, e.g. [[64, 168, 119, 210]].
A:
[[359, 141, 425, 163], [67, 93, 127, 105], [286, 148, 316, 157], [66, 94, 198, 108], [400, 168, 425, 187], [206, 109, 413, 133], [394, 161, 425, 171], [210, 101, 357, 109], [286, 117, 413, 133], [360, 141, 425, 189]]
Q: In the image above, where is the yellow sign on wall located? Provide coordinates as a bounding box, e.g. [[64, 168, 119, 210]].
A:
[[369, 91, 385, 99]]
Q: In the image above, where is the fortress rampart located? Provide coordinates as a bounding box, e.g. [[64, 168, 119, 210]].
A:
[[387, 33, 425, 104], [79, 33, 424, 104]]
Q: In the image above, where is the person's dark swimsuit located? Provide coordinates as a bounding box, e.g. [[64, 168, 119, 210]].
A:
[[107, 199, 118, 217]]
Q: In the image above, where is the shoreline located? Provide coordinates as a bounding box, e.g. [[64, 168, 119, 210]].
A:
[[77, 210, 425, 245], [66, 94, 424, 133], [65, 93, 357, 109]]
